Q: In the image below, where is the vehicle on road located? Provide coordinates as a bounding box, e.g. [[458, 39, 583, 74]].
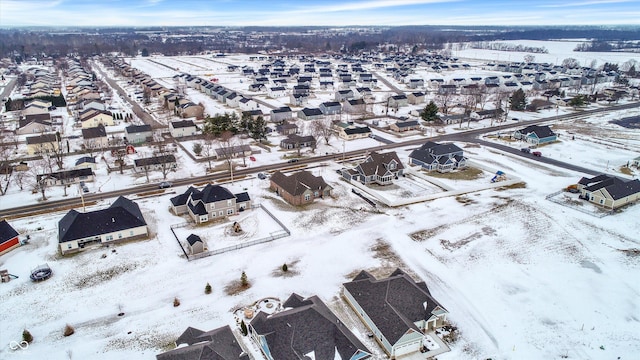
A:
[[287, 159, 299, 163], [257, 173, 267, 180], [532, 151, 542, 157], [520, 148, 530, 154], [158, 181, 173, 189]]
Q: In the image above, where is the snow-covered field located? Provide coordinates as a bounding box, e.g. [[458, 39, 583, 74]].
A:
[[1, 41, 640, 360]]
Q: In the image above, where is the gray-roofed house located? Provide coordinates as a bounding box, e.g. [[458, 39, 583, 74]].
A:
[[279, 134, 316, 150], [342, 151, 404, 186], [170, 185, 251, 224], [389, 119, 420, 132], [343, 98, 366, 114], [513, 124, 557, 145], [37, 167, 95, 187], [297, 107, 324, 121], [58, 196, 148, 254], [342, 269, 449, 358], [319, 101, 342, 115], [275, 122, 298, 136], [270, 170, 332, 206], [134, 154, 177, 173], [169, 120, 197, 138], [388, 94, 409, 108], [336, 123, 372, 141], [156, 325, 249, 360], [125, 124, 153, 144], [26, 133, 60, 155], [249, 293, 372, 360], [409, 141, 467, 172], [270, 106, 293, 123], [82, 123, 109, 148], [16, 113, 52, 135], [577, 174, 640, 210]]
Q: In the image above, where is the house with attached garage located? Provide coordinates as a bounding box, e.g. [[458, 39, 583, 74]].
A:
[[0, 220, 20, 256], [37, 167, 94, 187], [335, 123, 372, 141], [26, 133, 59, 155], [342, 151, 404, 186], [78, 108, 114, 129], [249, 293, 372, 360], [58, 196, 148, 254], [270, 170, 332, 206], [390, 119, 420, 132], [134, 154, 177, 173], [577, 174, 640, 210], [279, 134, 316, 150], [156, 325, 248, 360], [513, 124, 557, 145], [342, 269, 449, 359], [409, 141, 467, 173], [297, 107, 324, 121], [170, 184, 251, 224]]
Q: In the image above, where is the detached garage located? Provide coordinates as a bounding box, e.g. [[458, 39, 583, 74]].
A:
[[0, 220, 20, 256]]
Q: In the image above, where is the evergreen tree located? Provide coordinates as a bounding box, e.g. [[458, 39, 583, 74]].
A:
[[420, 101, 439, 122], [248, 116, 268, 141], [205, 282, 212, 294], [192, 142, 203, 156], [240, 271, 248, 287], [240, 320, 248, 336], [22, 329, 33, 343], [509, 89, 526, 111], [141, 48, 150, 57], [628, 64, 637, 77]]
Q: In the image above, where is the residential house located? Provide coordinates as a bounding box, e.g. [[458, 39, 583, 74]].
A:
[[134, 154, 177, 173], [275, 122, 298, 136], [409, 141, 467, 172], [170, 185, 251, 224], [577, 174, 640, 210], [388, 94, 408, 108], [26, 133, 59, 155], [215, 145, 253, 159], [37, 168, 95, 187], [279, 134, 316, 150], [513, 124, 557, 145], [249, 293, 372, 360], [79, 109, 114, 129], [0, 220, 20, 256], [335, 123, 372, 140], [527, 99, 556, 111], [125, 124, 153, 144], [344, 98, 366, 114], [82, 124, 109, 149], [319, 101, 342, 115], [268, 86, 287, 98], [156, 325, 248, 360], [178, 102, 204, 119], [289, 93, 309, 106], [407, 92, 425, 105], [390, 120, 421, 132], [239, 97, 259, 111], [409, 78, 425, 89], [170, 120, 197, 138], [270, 107, 293, 123], [297, 107, 324, 121], [471, 108, 504, 120], [438, 84, 458, 95], [58, 196, 148, 254], [16, 113, 52, 135], [342, 151, 404, 186], [75, 156, 97, 170], [335, 89, 355, 101], [270, 170, 332, 206], [342, 269, 448, 359], [354, 87, 372, 99]]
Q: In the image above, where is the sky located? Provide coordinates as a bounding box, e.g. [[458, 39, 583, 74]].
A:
[[1, 0, 640, 27]]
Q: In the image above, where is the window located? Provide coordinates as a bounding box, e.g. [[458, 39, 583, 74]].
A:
[[105, 235, 113, 241], [227, 200, 233, 206], [314, 191, 319, 197], [304, 194, 311, 201], [130, 231, 134, 236], [227, 209, 234, 215], [118, 233, 122, 239], [200, 215, 208, 222], [219, 210, 223, 216], [67, 244, 72, 249]]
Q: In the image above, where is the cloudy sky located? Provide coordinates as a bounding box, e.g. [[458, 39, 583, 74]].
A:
[[1, 0, 639, 27]]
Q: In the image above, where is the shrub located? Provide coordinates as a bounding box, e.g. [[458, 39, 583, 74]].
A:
[[205, 282, 212, 294], [282, 263, 288, 272], [173, 297, 180, 307], [240, 320, 248, 336], [22, 329, 33, 343], [63, 324, 75, 337], [240, 271, 248, 287]]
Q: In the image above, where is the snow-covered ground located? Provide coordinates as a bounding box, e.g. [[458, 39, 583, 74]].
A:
[[1, 41, 640, 360]]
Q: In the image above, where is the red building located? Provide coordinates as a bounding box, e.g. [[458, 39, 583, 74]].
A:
[[0, 220, 20, 256]]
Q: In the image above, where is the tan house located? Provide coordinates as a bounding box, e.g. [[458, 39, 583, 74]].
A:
[[82, 124, 109, 149], [578, 174, 640, 210], [270, 170, 332, 206], [26, 133, 60, 155], [79, 109, 114, 129]]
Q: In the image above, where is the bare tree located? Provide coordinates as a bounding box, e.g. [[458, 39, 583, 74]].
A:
[[216, 131, 237, 173], [13, 168, 28, 191], [0, 137, 13, 196], [435, 93, 456, 115], [154, 143, 176, 181], [493, 91, 511, 126], [202, 134, 215, 172], [30, 159, 50, 201], [310, 118, 334, 145]]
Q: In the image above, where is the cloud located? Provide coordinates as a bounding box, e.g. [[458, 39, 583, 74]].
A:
[[286, 0, 460, 14], [537, 0, 636, 8]]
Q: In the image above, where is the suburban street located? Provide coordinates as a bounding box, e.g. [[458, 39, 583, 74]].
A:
[[2, 100, 638, 218]]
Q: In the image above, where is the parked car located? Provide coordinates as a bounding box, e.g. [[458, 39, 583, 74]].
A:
[[287, 159, 299, 163], [532, 151, 542, 157], [520, 148, 530, 154], [158, 181, 173, 189], [257, 173, 267, 180]]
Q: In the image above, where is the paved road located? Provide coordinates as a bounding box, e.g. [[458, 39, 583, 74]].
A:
[[93, 63, 164, 129], [2, 101, 639, 218], [371, 70, 404, 95], [1, 77, 17, 101]]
